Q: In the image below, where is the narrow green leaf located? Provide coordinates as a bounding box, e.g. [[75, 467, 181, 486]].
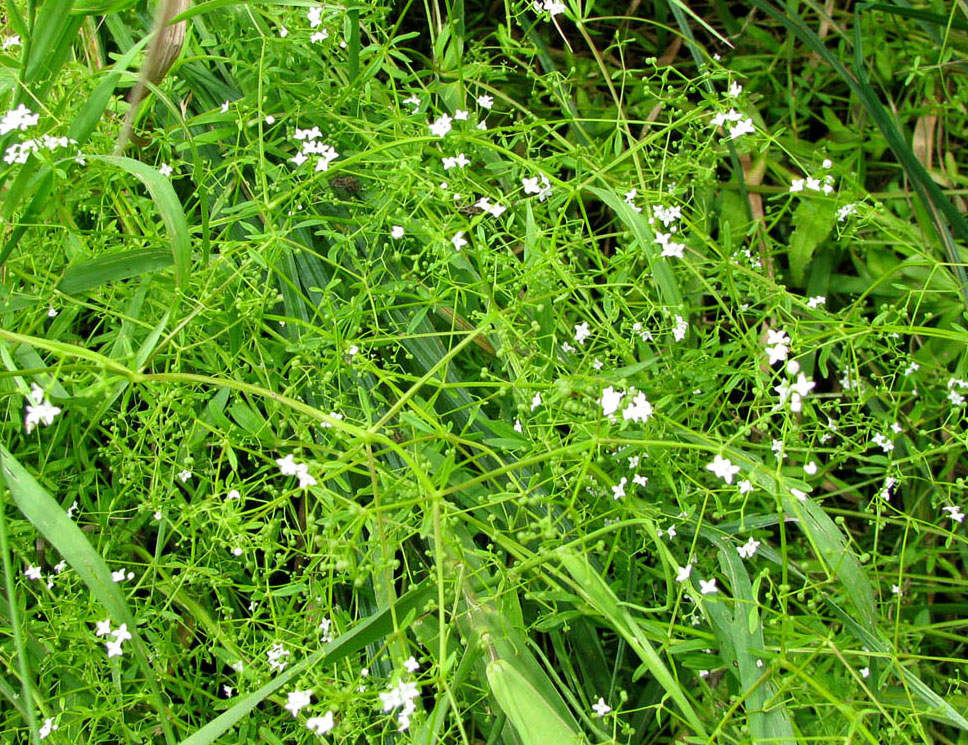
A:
[[86, 156, 191, 288], [556, 549, 707, 736], [705, 547, 796, 744], [58, 249, 174, 294], [586, 185, 683, 309], [486, 659, 582, 745], [22, 0, 82, 87]]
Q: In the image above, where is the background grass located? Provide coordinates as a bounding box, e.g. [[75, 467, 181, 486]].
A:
[[2, 0, 968, 743]]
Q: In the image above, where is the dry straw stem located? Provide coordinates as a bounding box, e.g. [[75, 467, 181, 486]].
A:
[[115, 0, 190, 153]]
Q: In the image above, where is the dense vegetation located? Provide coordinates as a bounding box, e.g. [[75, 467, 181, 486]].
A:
[[2, 1, 968, 743]]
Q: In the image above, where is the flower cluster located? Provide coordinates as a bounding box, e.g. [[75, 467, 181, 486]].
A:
[[307, 5, 330, 43], [598, 385, 654, 424], [283, 689, 336, 736], [4, 133, 75, 165], [711, 108, 755, 140], [1, 104, 39, 135], [277, 454, 317, 488], [764, 328, 790, 365], [774, 362, 816, 413], [380, 676, 420, 731], [650, 203, 686, 258], [24, 383, 62, 434], [95, 619, 133, 658], [290, 126, 339, 171]]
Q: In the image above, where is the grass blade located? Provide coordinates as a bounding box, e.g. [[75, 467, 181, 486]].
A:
[[86, 156, 191, 290], [58, 248, 175, 294], [556, 549, 708, 736]]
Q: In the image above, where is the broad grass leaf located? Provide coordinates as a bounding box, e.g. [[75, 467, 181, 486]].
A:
[[86, 156, 191, 289], [705, 547, 795, 744], [22, 0, 83, 88], [58, 249, 174, 294], [486, 659, 582, 745]]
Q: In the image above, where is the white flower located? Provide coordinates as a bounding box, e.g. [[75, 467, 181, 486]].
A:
[[227, 489, 241, 500], [871, 433, 894, 453], [573, 321, 591, 344], [278, 25, 288, 38], [24, 564, 43, 581], [105, 638, 124, 658], [391, 225, 405, 239], [622, 392, 653, 423], [766, 342, 789, 365], [476, 94, 494, 109], [706, 455, 740, 484], [599, 386, 624, 418], [284, 689, 313, 717], [24, 384, 61, 434], [530, 392, 542, 411], [727, 81, 743, 97], [521, 174, 552, 201], [404, 656, 420, 673], [737, 537, 761, 559], [837, 203, 857, 221], [38, 717, 57, 740], [452, 231, 467, 251], [114, 623, 132, 643], [807, 295, 826, 309], [943, 505, 965, 524], [111, 568, 127, 582], [738, 479, 753, 495], [313, 144, 339, 171], [804, 461, 818, 475], [2, 35, 22, 51], [306, 712, 335, 735], [307, 6, 324, 26], [159, 162, 174, 177], [267, 643, 290, 671], [403, 94, 421, 112], [699, 578, 718, 595], [295, 462, 316, 489], [672, 315, 688, 342], [633, 473, 648, 487], [592, 697, 611, 717], [277, 454, 299, 476], [95, 619, 112, 637], [429, 113, 453, 137], [454, 109, 469, 120], [790, 488, 808, 502], [442, 153, 470, 170], [177, 469, 192, 483], [513, 418, 522, 433], [611, 477, 627, 500], [0, 104, 39, 135], [53, 560, 67, 573], [860, 667, 870, 679], [729, 117, 755, 139], [675, 564, 692, 583]]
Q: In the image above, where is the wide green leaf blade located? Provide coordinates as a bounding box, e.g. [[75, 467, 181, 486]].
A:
[[86, 156, 191, 289]]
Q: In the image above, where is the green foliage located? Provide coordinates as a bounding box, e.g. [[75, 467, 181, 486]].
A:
[[1, 0, 967, 743]]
